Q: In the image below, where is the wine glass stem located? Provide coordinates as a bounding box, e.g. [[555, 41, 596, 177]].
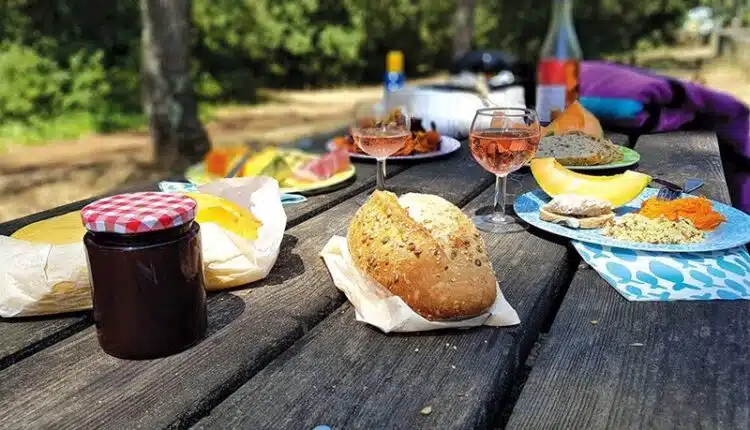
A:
[[493, 174, 507, 218], [376, 158, 386, 191]]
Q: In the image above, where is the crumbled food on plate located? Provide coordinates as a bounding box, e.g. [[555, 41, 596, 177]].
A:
[[601, 213, 705, 245]]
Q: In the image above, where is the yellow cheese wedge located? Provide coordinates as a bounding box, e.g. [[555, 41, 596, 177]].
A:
[[530, 158, 651, 207], [11, 212, 85, 244], [183, 193, 262, 241]]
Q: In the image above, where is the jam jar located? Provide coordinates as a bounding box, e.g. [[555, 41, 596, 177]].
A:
[[80, 192, 207, 359]]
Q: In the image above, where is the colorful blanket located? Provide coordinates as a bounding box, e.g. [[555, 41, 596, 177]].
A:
[[580, 61, 750, 213]]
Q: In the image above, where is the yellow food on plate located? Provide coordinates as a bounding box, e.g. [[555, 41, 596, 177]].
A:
[[530, 158, 650, 207], [602, 213, 705, 245], [239, 148, 293, 182], [183, 192, 262, 241], [11, 211, 85, 244]]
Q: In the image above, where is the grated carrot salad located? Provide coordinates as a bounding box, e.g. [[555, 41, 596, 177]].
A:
[[638, 196, 726, 231]]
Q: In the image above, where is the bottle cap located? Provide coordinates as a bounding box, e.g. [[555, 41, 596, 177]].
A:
[[386, 51, 404, 73]]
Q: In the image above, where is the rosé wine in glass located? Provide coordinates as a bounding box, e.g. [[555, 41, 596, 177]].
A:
[[350, 103, 410, 205], [468, 107, 541, 234], [352, 128, 410, 159], [469, 129, 540, 176]]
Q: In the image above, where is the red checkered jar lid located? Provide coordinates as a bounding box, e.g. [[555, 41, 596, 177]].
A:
[[81, 192, 197, 234]]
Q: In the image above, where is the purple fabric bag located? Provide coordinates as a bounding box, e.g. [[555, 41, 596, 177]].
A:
[[580, 61, 750, 213]]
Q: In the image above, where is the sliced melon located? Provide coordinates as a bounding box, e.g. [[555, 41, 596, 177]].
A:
[[530, 158, 650, 207], [542, 101, 604, 139]]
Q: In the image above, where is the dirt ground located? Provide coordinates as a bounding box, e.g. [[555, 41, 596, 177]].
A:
[[1, 57, 749, 223], [0, 82, 394, 222]]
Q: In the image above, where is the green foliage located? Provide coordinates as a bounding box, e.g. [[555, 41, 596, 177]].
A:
[[0, 44, 66, 120], [0, 0, 699, 144]]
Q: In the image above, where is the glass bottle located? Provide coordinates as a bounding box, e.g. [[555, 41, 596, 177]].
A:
[[384, 50, 405, 95], [535, 0, 582, 124]]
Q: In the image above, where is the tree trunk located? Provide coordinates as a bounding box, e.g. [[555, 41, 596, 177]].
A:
[[452, 0, 476, 59], [141, 0, 210, 173]]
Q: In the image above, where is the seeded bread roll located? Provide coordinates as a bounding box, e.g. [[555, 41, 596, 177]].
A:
[[347, 190, 497, 320], [535, 133, 624, 166]]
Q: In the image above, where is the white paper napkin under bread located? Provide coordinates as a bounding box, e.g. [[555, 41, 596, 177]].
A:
[[321, 236, 520, 333]]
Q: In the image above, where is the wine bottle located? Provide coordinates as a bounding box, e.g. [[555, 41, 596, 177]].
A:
[[536, 0, 582, 124]]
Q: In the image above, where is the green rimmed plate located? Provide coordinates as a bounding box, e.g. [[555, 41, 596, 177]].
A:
[[526, 145, 641, 171], [567, 146, 641, 171]]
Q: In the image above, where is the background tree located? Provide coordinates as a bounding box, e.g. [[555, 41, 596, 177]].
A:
[[0, 0, 700, 143], [141, 0, 210, 171], [453, 0, 476, 59]]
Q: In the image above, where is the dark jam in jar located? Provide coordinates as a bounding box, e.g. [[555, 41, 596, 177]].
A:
[[81, 192, 207, 360]]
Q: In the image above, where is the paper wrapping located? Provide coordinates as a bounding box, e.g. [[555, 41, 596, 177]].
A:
[[0, 177, 286, 317], [197, 177, 286, 290], [320, 236, 520, 333], [0, 238, 91, 318]]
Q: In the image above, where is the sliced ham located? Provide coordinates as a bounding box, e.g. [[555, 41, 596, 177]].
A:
[[292, 148, 352, 182]]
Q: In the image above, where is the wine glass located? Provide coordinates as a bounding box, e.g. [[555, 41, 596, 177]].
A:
[[469, 107, 541, 234], [351, 101, 410, 203]]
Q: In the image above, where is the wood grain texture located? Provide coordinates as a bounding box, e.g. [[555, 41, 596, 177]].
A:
[[283, 162, 409, 225], [193, 173, 579, 430], [606, 132, 630, 148], [507, 269, 750, 430], [0, 145, 495, 429], [634, 131, 731, 203], [507, 131, 750, 429]]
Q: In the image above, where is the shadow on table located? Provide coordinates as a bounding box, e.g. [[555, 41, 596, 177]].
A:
[[205, 293, 247, 336]]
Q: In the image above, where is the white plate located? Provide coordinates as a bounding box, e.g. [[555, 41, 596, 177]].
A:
[[327, 136, 462, 161]]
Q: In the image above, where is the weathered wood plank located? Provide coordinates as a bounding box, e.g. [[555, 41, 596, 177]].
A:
[[632, 131, 731, 203], [283, 162, 409, 225], [606, 132, 630, 148], [192, 173, 579, 429], [506, 269, 750, 430], [0, 160, 407, 370], [507, 131, 750, 429], [0, 145, 496, 429]]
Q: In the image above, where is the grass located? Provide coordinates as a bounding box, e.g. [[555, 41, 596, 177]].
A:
[[0, 112, 143, 149], [0, 103, 221, 152]]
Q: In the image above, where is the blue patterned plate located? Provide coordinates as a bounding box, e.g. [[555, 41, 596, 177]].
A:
[[514, 188, 750, 253]]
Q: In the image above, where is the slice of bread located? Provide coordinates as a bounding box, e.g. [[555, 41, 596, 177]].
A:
[[539, 206, 614, 229], [535, 133, 623, 166]]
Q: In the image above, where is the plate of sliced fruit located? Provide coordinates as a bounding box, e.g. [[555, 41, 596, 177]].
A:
[[514, 158, 750, 253], [185, 147, 356, 195]]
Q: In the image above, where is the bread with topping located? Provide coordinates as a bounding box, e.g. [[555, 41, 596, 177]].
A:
[[539, 194, 615, 229], [346, 191, 497, 320]]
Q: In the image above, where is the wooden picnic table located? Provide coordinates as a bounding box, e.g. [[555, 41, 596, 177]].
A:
[[0, 130, 747, 429]]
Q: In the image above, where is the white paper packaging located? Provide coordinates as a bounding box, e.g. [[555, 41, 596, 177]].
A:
[[0, 176, 286, 317], [320, 236, 521, 333], [0, 238, 91, 318], [198, 177, 286, 290]]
